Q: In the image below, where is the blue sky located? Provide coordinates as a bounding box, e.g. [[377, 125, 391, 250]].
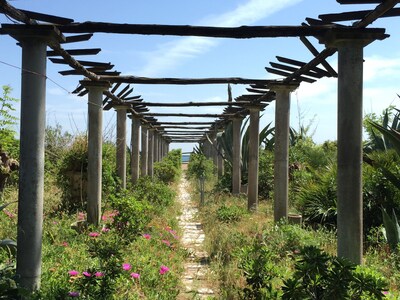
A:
[[1, 0, 400, 152]]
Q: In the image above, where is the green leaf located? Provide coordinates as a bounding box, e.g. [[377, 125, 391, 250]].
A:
[[0, 239, 17, 256]]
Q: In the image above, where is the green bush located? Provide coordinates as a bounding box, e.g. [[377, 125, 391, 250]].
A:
[[133, 176, 175, 212], [216, 204, 247, 223], [57, 136, 118, 212], [187, 153, 214, 180], [282, 246, 388, 300], [258, 150, 274, 200]]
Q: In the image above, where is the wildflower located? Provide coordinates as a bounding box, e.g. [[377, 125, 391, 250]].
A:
[[101, 227, 110, 233], [130, 272, 140, 279], [89, 232, 100, 237], [68, 270, 79, 276], [162, 240, 171, 247], [3, 210, 14, 218], [82, 271, 91, 277], [77, 212, 85, 220], [122, 263, 132, 271], [61, 241, 69, 247], [159, 265, 170, 275], [53, 221, 58, 225], [143, 233, 151, 240], [68, 291, 80, 297], [94, 272, 104, 277]]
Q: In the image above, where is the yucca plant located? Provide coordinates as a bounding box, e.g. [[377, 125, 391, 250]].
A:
[[381, 207, 400, 252]]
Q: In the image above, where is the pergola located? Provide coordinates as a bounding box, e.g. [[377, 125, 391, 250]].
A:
[[0, 0, 398, 292]]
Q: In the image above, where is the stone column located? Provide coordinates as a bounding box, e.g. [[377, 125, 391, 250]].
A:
[[232, 117, 243, 195], [8, 26, 64, 292], [247, 107, 261, 211], [84, 81, 110, 226], [217, 144, 224, 178], [131, 116, 140, 185], [212, 130, 218, 171], [270, 83, 299, 222], [153, 132, 159, 163], [141, 124, 148, 177], [148, 129, 154, 177], [115, 106, 127, 189]]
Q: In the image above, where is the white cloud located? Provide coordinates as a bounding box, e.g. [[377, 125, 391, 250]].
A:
[[364, 55, 400, 82], [139, 0, 303, 76]]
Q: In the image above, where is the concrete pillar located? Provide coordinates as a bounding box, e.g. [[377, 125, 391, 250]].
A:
[[153, 132, 159, 163], [159, 135, 163, 160], [232, 117, 243, 195], [148, 129, 154, 177], [131, 116, 140, 185], [331, 38, 365, 264], [270, 83, 298, 222], [141, 124, 148, 177], [217, 144, 224, 178], [247, 107, 260, 211], [212, 130, 218, 171], [115, 106, 127, 189], [84, 81, 110, 226], [12, 28, 61, 292]]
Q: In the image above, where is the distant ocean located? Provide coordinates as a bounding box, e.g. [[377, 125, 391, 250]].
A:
[[182, 154, 190, 163]]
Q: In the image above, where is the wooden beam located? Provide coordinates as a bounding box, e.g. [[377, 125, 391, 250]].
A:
[[275, 56, 332, 77], [49, 58, 113, 68], [154, 126, 211, 129], [355, 0, 399, 27], [299, 36, 338, 77], [18, 9, 74, 24], [319, 7, 400, 22], [124, 95, 142, 101], [99, 75, 273, 85], [46, 48, 101, 56], [164, 131, 209, 134], [269, 62, 324, 79], [129, 101, 254, 107], [59, 70, 120, 76], [63, 34, 93, 43], [57, 22, 386, 39], [153, 121, 215, 125], [141, 113, 233, 118], [266, 67, 316, 83]]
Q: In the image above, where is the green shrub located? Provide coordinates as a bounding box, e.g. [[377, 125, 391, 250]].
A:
[[108, 191, 152, 238], [154, 160, 178, 184], [133, 176, 175, 212], [187, 153, 214, 180], [282, 246, 388, 300], [216, 204, 247, 223], [258, 150, 274, 200]]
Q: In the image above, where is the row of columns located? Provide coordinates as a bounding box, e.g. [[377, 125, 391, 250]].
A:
[[9, 26, 375, 292]]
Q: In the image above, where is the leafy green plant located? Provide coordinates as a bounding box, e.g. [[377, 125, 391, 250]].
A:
[[187, 153, 214, 181], [381, 207, 400, 252], [282, 246, 388, 300], [0, 85, 19, 158], [216, 204, 247, 223]]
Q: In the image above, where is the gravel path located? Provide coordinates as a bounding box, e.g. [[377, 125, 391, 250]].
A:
[[177, 174, 216, 299]]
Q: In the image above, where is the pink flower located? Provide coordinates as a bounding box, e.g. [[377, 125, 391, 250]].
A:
[[159, 265, 170, 275], [68, 270, 79, 276], [3, 210, 14, 218], [61, 241, 69, 247], [122, 263, 132, 271], [68, 291, 80, 297], [94, 272, 104, 277], [101, 227, 110, 233], [162, 240, 171, 247], [82, 271, 91, 277], [142, 233, 151, 240], [130, 272, 140, 279], [89, 232, 100, 237], [77, 212, 85, 221]]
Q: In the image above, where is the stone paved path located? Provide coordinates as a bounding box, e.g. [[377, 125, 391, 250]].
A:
[[177, 174, 216, 299]]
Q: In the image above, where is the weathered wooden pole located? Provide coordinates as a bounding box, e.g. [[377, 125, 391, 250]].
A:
[[115, 106, 127, 189], [212, 130, 218, 172], [217, 137, 224, 178], [322, 32, 377, 264], [85, 81, 110, 226], [270, 83, 298, 222], [141, 124, 148, 177], [232, 117, 243, 195], [10, 27, 63, 292], [130, 116, 140, 184], [148, 129, 154, 177], [247, 107, 260, 211]]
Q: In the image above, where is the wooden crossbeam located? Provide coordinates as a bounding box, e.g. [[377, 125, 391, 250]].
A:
[[337, 0, 393, 4], [49, 58, 113, 68], [128, 101, 255, 107], [269, 62, 324, 79], [59, 70, 119, 76], [124, 95, 142, 101], [46, 48, 101, 56], [299, 37, 337, 77], [141, 113, 233, 118], [319, 7, 400, 22], [63, 34, 93, 43], [355, 0, 399, 27], [154, 126, 211, 129], [153, 122, 214, 125], [265, 67, 316, 83], [14, 9, 74, 25], [57, 22, 386, 39], [98, 75, 272, 85]]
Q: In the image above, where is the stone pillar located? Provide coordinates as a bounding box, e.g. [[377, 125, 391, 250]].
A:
[[331, 38, 366, 264], [217, 144, 224, 178], [153, 132, 159, 163], [84, 81, 110, 226], [159, 135, 163, 160], [247, 107, 260, 211], [148, 129, 154, 177], [4, 26, 64, 291], [131, 116, 140, 185], [212, 130, 218, 171], [270, 83, 299, 222], [115, 106, 127, 189], [232, 117, 243, 195], [141, 124, 148, 177]]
